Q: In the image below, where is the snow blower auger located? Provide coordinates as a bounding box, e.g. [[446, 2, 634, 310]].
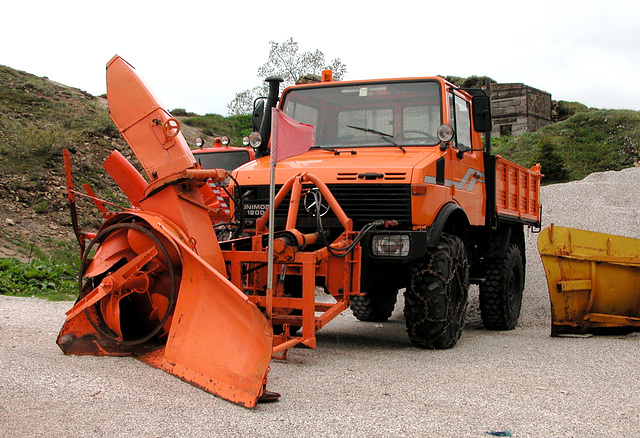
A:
[[538, 224, 640, 336], [57, 56, 274, 408]]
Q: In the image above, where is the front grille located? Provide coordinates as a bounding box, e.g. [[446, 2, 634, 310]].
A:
[[242, 183, 412, 230]]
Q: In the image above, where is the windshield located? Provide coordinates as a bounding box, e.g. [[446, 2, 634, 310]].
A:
[[194, 150, 251, 172], [281, 80, 442, 148]]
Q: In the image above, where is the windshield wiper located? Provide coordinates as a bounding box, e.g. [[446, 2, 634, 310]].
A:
[[347, 125, 406, 152], [311, 145, 357, 155]]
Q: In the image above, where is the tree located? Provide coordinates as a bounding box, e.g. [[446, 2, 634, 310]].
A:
[[535, 138, 569, 183], [227, 38, 347, 115]]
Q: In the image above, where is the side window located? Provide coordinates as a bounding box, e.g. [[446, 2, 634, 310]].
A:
[[453, 95, 471, 150]]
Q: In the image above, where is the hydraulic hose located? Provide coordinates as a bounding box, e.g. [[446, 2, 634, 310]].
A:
[[311, 189, 384, 258]]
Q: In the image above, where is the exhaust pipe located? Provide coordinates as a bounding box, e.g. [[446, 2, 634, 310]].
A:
[[256, 75, 284, 158]]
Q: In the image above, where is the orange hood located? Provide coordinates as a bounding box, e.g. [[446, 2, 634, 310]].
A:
[[233, 147, 443, 185]]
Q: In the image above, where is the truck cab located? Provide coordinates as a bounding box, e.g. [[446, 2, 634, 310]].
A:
[[235, 76, 497, 244]]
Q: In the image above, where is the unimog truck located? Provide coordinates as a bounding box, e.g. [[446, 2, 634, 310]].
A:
[[231, 72, 542, 349]]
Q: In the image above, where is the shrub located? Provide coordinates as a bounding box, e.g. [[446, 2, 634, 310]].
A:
[[493, 109, 640, 181], [33, 199, 50, 214], [183, 113, 252, 146], [0, 257, 77, 300]]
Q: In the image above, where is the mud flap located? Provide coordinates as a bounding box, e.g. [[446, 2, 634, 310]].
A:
[[538, 225, 640, 335]]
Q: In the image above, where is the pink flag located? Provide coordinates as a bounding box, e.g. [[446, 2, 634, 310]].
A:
[[270, 108, 315, 164]]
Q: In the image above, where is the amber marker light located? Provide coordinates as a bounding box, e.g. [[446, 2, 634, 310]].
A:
[[412, 185, 427, 196]]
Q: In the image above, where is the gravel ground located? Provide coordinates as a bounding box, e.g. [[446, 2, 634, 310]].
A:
[[2, 168, 640, 437]]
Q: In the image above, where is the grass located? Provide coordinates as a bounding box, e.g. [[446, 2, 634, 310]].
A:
[[0, 256, 78, 301], [0, 237, 80, 301], [492, 108, 640, 183], [183, 113, 252, 145]]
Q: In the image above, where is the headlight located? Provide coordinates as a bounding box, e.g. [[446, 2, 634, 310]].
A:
[[437, 124, 455, 142], [248, 132, 262, 149], [372, 235, 410, 257]]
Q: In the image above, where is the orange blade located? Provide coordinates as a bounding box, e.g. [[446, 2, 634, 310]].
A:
[[141, 227, 273, 408], [65, 284, 109, 321], [102, 296, 123, 339], [69, 246, 158, 325], [83, 228, 132, 278]]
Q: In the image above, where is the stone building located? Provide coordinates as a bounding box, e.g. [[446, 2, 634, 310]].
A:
[[490, 83, 552, 137]]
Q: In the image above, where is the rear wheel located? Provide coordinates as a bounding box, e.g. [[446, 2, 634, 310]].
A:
[[479, 244, 524, 330], [404, 233, 469, 349], [351, 266, 398, 322]]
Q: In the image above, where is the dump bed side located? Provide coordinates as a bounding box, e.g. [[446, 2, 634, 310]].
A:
[[494, 156, 542, 224]]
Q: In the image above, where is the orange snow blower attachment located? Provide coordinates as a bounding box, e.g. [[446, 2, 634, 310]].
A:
[[538, 224, 640, 336], [57, 56, 273, 407]]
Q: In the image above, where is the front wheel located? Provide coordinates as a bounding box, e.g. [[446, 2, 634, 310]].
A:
[[351, 265, 398, 322], [404, 233, 469, 349], [479, 244, 524, 330]]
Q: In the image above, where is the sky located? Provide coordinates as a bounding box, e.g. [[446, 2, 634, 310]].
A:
[[3, 0, 639, 116]]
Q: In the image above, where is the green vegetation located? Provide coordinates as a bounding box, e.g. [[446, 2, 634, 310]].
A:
[[441, 75, 495, 89], [183, 113, 252, 146], [0, 65, 122, 192], [170, 108, 198, 117], [492, 108, 640, 183], [0, 257, 78, 300], [0, 236, 80, 301]]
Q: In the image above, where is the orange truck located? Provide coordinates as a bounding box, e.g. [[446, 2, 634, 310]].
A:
[[232, 72, 542, 348]]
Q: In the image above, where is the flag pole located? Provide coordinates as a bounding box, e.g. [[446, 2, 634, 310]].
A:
[[265, 107, 314, 323], [266, 160, 276, 321], [266, 107, 279, 322]]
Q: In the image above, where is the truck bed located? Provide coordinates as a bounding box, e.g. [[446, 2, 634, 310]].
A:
[[494, 157, 542, 224]]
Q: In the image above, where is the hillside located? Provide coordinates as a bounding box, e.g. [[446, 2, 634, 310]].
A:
[[0, 65, 123, 261], [0, 65, 243, 263], [492, 108, 640, 183]]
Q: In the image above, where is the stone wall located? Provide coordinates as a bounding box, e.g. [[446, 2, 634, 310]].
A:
[[490, 83, 552, 137]]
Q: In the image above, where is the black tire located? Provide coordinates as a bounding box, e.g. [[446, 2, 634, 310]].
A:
[[351, 267, 398, 322], [404, 233, 469, 349], [479, 244, 524, 330]]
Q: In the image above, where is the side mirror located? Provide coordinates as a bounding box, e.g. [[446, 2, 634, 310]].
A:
[[252, 98, 265, 132], [471, 95, 492, 133]]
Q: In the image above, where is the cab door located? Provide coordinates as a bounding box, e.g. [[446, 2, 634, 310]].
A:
[[447, 92, 486, 225]]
